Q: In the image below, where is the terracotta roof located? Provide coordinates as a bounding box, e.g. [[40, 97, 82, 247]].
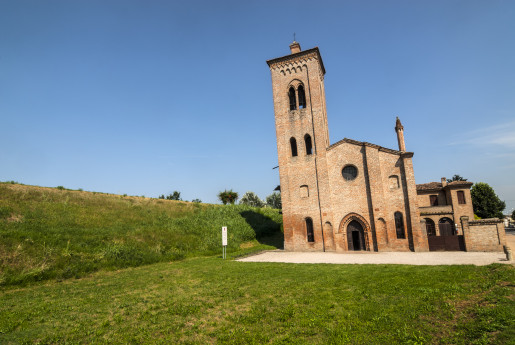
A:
[[417, 180, 473, 191], [416, 182, 442, 191]]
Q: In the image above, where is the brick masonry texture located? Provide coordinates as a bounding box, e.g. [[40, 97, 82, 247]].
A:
[[267, 43, 505, 253]]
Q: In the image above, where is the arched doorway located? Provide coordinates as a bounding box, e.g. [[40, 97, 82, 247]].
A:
[[347, 220, 365, 251], [438, 217, 455, 236], [427, 217, 464, 251]]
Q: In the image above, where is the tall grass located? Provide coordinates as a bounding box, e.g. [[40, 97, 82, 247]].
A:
[[0, 183, 282, 287]]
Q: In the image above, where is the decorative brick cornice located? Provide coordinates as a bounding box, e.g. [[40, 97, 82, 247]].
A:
[[420, 210, 454, 216], [469, 218, 503, 225], [267, 47, 325, 76]]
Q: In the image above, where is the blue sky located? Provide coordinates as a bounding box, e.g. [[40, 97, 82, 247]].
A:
[[1, 0, 514, 212]]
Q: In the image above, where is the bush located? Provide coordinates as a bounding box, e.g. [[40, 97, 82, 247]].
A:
[[239, 192, 265, 208], [162, 191, 181, 201], [218, 190, 238, 205]]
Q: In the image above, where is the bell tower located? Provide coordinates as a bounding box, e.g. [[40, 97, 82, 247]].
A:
[[267, 42, 333, 251]]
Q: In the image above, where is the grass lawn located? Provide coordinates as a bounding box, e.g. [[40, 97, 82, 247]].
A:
[[1, 258, 513, 344]]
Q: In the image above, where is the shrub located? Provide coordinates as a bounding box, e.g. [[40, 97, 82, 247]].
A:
[[165, 191, 181, 201], [239, 192, 265, 208], [192, 199, 202, 203], [218, 190, 238, 205], [56, 186, 65, 190]]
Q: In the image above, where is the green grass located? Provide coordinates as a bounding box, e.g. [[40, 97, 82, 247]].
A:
[[0, 258, 513, 344], [0, 183, 282, 287]]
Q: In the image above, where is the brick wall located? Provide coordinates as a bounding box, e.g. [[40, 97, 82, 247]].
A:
[[460, 217, 506, 252]]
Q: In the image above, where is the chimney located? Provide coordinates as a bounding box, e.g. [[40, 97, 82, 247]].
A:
[[289, 41, 301, 54], [394, 117, 406, 151], [441, 177, 448, 187]]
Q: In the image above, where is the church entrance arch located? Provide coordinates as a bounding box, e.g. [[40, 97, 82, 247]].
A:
[[338, 213, 371, 251], [348, 220, 365, 251]]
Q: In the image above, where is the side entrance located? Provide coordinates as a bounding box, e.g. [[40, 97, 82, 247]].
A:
[[425, 217, 465, 251]]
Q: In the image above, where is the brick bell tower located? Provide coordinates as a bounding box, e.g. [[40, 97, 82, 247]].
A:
[[267, 42, 334, 251]]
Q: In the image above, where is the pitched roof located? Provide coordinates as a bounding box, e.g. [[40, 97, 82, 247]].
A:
[[416, 182, 442, 191], [327, 138, 412, 157], [416, 181, 473, 191]]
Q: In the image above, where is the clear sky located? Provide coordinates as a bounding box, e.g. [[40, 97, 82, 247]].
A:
[[1, 0, 514, 212]]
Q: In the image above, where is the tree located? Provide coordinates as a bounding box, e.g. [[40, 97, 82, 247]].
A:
[[218, 189, 238, 205], [191, 199, 202, 203], [239, 192, 265, 207], [470, 182, 505, 219], [266, 192, 282, 209], [447, 175, 467, 183], [160, 191, 181, 200], [511, 209, 515, 220]]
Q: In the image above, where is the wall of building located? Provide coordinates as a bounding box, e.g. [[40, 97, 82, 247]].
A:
[[448, 188, 475, 221]]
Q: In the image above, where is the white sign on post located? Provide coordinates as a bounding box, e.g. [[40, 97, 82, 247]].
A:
[[222, 226, 227, 259], [222, 226, 228, 246]]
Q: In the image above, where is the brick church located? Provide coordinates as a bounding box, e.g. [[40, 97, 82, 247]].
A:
[[266, 41, 506, 252]]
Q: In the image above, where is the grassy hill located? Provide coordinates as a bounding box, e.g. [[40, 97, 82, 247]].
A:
[[0, 182, 283, 287]]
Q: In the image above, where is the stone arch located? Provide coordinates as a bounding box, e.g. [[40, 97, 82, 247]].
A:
[[338, 213, 372, 251], [287, 78, 304, 90]]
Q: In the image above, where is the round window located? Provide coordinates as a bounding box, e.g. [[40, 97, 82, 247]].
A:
[[342, 165, 358, 181]]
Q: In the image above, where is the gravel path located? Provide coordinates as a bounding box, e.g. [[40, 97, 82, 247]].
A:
[[238, 250, 512, 266], [238, 231, 515, 266]]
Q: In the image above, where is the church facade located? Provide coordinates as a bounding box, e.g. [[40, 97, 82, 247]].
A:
[[267, 42, 505, 252]]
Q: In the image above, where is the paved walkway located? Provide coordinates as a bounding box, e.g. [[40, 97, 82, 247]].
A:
[[238, 250, 512, 266]]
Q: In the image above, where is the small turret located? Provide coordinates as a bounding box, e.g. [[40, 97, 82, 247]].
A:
[[289, 41, 301, 54], [395, 117, 406, 151]]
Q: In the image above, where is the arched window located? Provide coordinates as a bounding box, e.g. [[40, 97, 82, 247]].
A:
[[425, 218, 436, 236], [298, 85, 306, 108], [395, 212, 405, 239], [290, 137, 298, 157], [304, 134, 313, 155], [288, 87, 297, 110], [306, 217, 314, 242]]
